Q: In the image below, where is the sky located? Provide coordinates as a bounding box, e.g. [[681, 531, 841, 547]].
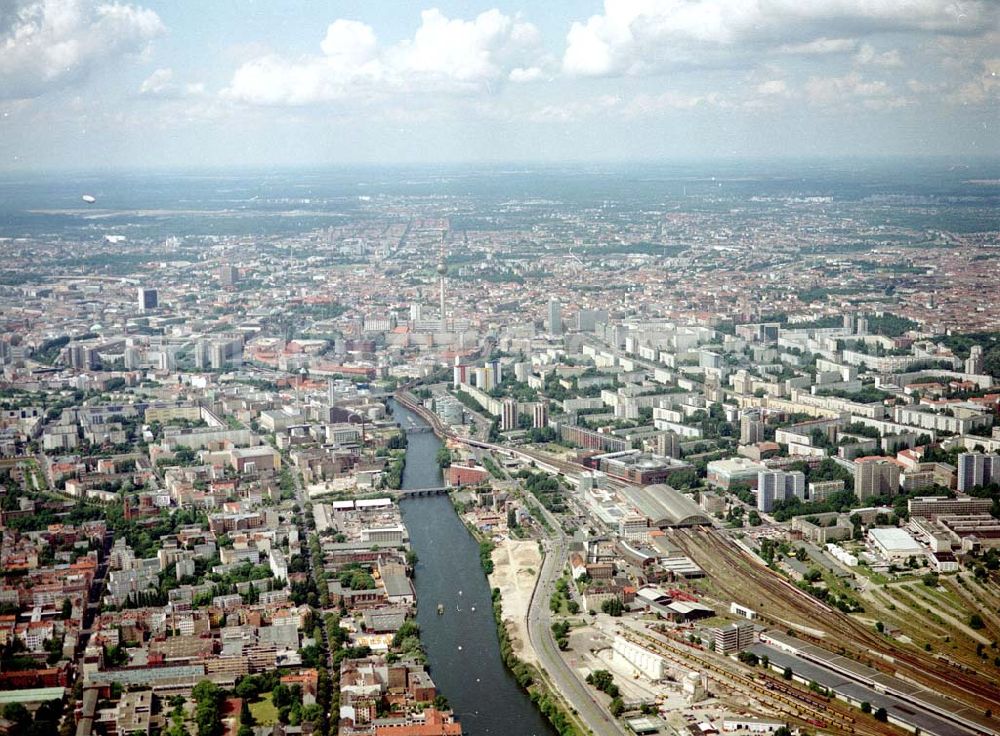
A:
[[0, 0, 997, 170]]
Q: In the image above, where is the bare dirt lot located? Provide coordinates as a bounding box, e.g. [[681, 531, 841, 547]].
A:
[[489, 537, 543, 666]]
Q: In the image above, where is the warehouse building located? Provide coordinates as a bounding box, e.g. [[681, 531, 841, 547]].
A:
[[868, 527, 923, 561]]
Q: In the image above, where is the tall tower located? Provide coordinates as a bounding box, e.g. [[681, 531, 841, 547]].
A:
[[548, 297, 561, 335], [437, 242, 448, 327], [966, 345, 984, 375]]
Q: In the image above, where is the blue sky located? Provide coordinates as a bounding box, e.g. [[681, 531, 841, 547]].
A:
[[0, 0, 997, 170]]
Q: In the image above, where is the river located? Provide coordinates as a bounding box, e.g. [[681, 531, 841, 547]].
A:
[[391, 399, 557, 736]]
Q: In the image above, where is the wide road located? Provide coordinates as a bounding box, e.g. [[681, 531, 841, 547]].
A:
[[290, 463, 337, 673], [525, 493, 628, 736]]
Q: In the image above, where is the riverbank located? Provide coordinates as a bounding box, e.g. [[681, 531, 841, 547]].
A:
[[395, 394, 585, 735], [488, 537, 544, 668], [455, 502, 586, 736], [390, 398, 558, 736]]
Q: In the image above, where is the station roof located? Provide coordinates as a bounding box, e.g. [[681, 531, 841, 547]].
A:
[[619, 483, 712, 527]]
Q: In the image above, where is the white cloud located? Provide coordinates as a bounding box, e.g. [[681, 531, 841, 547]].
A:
[[224, 8, 544, 106], [854, 43, 903, 67], [0, 0, 164, 99], [525, 94, 621, 122], [906, 78, 946, 94], [509, 66, 543, 83], [778, 38, 857, 55], [139, 68, 174, 95], [804, 72, 909, 108], [138, 67, 205, 98], [391, 9, 539, 82], [319, 19, 378, 63], [948, 57, 1000, 105], [561, 0, 996, 77], [756, 79, 789, 96], [622, 90, 726, 116]]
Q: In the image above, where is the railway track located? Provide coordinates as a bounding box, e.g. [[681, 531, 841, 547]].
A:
[[672, 528, 1000, 715], [617, 628, 899, 736]]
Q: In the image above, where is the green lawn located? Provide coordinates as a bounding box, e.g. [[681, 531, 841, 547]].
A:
[[249, 694, 279, 725]]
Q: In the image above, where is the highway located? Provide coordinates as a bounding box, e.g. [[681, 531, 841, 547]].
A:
[[290, 462, 337, 677], [523, 471, 628, 736], [527, 532, 627, 736]]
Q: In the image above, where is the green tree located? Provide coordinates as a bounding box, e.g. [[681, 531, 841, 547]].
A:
[[2, 703, 30, 730], [601, 598, 624, 617], [192, 680, 222, 736], [166, 704, 189, 736], [435, 447, 452, 468]]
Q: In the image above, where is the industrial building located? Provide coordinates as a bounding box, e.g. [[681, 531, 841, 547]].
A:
[[617, 484, 713, 528], [868, 527, 923, 561], [908, 495, 993, 519], [586, 449, 695, 486]]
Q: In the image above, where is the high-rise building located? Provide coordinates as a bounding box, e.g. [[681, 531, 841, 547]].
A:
[[124, 347, 141, 370], [209, 343, 226, 370], [732, 370, 753, 396], [757, 470, 807, 511], [501, 399, 518, 431], [740, 414, 765, 444], [713, 621, 755, 655], [138, 287, 158, 312], [809, 479, 845, 503], [854, 458, 900, 500], [410, 303, 422, 322], [532, 402, 548, 429], [219, 264, 239, 288], [786, 470, 806, 500], [655, 431, 681, 459], [547, 297, 561, 335], [576, 308, 609, 332], [757, 471, 783, 512], [957, 452, 1000, 492], [485, 359, 503, 386], [966, 345, 985, 375], [158, 349, 176, 371], [193, 340, 209, 370], [64, 344, 81, 369]]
